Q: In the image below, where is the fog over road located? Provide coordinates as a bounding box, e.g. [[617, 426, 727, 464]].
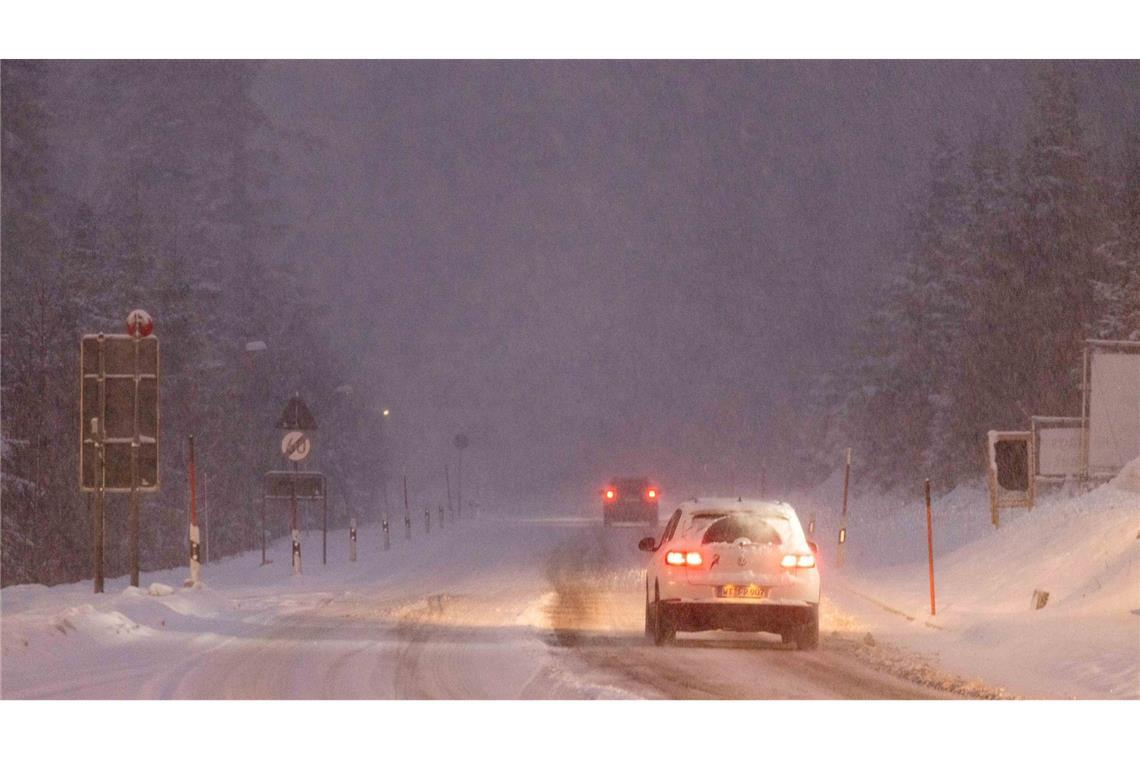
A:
[[4, 516, 962, 700]]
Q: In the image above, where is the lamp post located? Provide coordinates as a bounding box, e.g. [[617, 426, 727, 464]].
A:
[[377, 406, 392, 524]]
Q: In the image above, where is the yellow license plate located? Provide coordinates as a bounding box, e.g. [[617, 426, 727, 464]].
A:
[[717, 584, 768, 599]]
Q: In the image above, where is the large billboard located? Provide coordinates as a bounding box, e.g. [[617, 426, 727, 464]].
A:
[[1085, 341, 1140, 477]]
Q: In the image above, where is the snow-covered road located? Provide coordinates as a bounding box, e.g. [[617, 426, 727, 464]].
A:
[[2, 515, 961, 699]]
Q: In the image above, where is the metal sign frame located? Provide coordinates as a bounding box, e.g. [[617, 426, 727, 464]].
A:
[[79, 333, 160, 492], [262, 470, 330, 567], [986, 430, 1035, 527]]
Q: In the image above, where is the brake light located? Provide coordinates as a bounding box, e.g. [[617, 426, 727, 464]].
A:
[[647, 488, 657, 499], [665, 550, 702, 567], [782, 553, 816, 569], [604, 488, 615, 500]]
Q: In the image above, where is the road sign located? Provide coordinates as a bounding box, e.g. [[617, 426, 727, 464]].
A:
[[281, 431, 311, 461], [278, 395, 317, 431], [264, 471, 326, 499], [80, 333, 160, 492], [126, 309, 154, 337]]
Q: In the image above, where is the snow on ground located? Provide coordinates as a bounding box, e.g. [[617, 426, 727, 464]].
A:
[[0, 516, 573, 698], [3, 464, 1136, 700], [791, 457, 1140, 699]]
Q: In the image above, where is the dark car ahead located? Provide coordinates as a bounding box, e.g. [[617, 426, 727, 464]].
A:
[[602, 477, 659, 527]]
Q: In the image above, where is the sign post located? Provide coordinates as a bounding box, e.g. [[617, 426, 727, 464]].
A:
[[349, 517, 357, 562], [262, 470, 326, 568], [80, 311, 159, 593], [278, 394, 317, 576], [94, 335, 106, 593]]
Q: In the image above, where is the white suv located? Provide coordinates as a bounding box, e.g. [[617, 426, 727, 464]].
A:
[[639, 497, 821, 649]]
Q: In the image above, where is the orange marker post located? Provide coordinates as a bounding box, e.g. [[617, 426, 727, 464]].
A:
[[924, 479, 936, 616]]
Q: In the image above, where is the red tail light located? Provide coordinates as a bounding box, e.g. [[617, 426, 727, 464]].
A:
[[647, 488, 657, 499], [604, 488, 616, 500], [781, 553, 816, 569], [666, 550, 702, 567]]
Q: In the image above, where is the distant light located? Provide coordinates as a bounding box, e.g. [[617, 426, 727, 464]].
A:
[[382, 408, 390, 417]]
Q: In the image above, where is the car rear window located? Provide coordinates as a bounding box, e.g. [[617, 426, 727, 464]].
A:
[[701, 514, 789, 545]]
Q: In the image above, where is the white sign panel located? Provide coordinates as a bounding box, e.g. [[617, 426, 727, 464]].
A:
[[1038, 425, 1082, 477], [1088, 350, 1140, 475]]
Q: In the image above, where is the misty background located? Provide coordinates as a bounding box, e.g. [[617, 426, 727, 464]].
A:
[[4, 60, 1139, 585]]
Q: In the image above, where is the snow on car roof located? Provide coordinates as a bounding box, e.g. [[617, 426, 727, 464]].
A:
[[676, 496, 797, 518]]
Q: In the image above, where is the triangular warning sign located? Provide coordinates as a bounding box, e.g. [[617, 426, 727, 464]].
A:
[[278, 395, 317, 431]]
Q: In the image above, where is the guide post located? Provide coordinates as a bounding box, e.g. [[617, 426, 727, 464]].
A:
[[403, 472, 411, 540], [188, 435, 200, 586], [837, 447, 851, 568]]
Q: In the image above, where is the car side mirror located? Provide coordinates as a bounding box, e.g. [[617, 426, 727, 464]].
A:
[[807, 541, 819, 555], [638, 537, 657, 552]]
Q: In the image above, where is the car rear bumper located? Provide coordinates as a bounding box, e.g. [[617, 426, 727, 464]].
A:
[[659, 600, 817, 634]]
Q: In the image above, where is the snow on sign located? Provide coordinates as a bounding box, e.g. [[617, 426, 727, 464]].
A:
[[281, 431, 311, 461]]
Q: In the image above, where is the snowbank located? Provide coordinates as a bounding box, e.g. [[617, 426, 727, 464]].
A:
[[812, 458, 1140, 698]]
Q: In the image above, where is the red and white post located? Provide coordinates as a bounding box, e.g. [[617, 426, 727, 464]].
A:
[[187, 435, 201, 587]]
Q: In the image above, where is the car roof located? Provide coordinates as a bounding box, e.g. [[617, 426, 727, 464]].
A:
[[674, 497, 798, 518]]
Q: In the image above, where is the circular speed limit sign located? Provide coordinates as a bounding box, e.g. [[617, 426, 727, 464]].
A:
[[281, 431, 311, 461]]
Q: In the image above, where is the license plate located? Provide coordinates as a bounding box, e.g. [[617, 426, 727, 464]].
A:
[[716, 584, 768, 599]]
